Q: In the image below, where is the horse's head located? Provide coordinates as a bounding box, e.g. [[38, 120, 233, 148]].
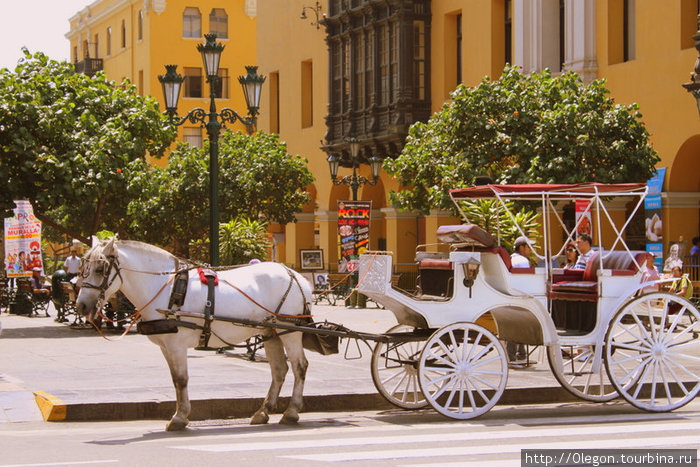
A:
[[75, 237, 122, 323]]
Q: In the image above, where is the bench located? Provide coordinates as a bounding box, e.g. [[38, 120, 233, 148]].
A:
[[550, 250, 647, 333], [16, 278, 51, 317]]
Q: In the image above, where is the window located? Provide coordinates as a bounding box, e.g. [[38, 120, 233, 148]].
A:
[[608, 0, 635, 64], [138, 10, 143, 41], [183, 67, 203, 98], [183, 7, 201, 38], [269, 71, 280, 133], [301, 60, 313, 128], [505, 0, 511, 64], [681, 0, 700, 49], [353, 35, 364, 110], [378, 24, 388, 105], [73, 45, 78, 62], [138, 70, 143, 96], [213, 68, 229, 99], [83, 39, 89, 58], [414, 20, 426, 100], [121, 19, 126, 48], [106, 27, 112, 55], [94, 33, 99, 58], [209, 8, 228, 39], [183, 127, 202, 148]]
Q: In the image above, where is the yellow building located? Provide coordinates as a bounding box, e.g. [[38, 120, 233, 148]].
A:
[[66, 0, 258, 151], [66, 1, 700, 269], [257, 0, 700, 269]]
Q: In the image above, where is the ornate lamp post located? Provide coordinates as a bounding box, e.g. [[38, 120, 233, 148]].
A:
[[327, 137, 382, 201], [159, 33, 265, 267], [683, 15, 700, 115]]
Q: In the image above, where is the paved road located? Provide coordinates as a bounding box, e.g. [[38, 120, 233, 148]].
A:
[[0, 303, 571, 424], [0, 401, 698, 466]]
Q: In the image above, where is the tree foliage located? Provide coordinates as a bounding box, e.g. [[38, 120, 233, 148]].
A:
[[384, 65, 660, 215], [127, 130, 313, 256], [0, 50, 176, 242]]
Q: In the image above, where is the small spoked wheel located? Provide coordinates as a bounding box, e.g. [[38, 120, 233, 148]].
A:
[[418, 322, 508, 419], [605, 293, 700, 412], [371, 324, 429, 409], [548, 343, 618, 402]]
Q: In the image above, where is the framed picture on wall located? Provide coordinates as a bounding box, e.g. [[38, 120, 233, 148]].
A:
[[300, 249, 324, 270]]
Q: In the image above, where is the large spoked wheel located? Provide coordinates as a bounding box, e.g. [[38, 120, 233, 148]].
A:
[[548, 343, 618, 402], [418, 322, 508, 419], [605, 293, 700, 412], [371, 324, 429, 409]]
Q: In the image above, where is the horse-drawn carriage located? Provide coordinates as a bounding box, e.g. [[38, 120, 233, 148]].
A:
[[359, 182, 700, 419], [74, 182, 699, 430]]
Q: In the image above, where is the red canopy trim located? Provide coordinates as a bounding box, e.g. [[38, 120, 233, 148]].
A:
[[450, 183, 647, 200]]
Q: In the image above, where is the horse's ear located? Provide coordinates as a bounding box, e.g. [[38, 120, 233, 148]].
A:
[[91, 236, 100, 248], [103, 237, 117, 257]]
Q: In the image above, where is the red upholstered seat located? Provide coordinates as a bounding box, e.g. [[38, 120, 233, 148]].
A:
[[486, 246, 536, 274], [418, 259, 452, 270]]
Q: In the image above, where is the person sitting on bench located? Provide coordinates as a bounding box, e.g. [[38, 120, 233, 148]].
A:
[[29, 268, 50, 296], [507, 236, 533, 366], [573, 234, 593, 269]]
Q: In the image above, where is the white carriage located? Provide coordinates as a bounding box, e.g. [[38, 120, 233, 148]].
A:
[[358, 183, 700, 419]]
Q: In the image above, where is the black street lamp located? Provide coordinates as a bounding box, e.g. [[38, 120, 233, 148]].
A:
[[683, 15, 700, 115], [327, 137, 382, 201], [158, 33, 265, 267]]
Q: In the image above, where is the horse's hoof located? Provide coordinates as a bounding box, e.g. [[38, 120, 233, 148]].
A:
[[279, 413, 299, 425], [250, 412, 269, 425], [166, 418, 188, 431]]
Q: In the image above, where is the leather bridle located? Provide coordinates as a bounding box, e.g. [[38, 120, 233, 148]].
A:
[[79, 253, 123, 311]]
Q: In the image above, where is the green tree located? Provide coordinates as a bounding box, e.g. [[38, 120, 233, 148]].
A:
[[0, 50, 176, 243], [384, 65, 660, 215], [218, 217, 271, 265], [127, 130, 314, 257]]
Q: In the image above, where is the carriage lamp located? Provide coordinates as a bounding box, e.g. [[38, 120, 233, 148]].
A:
[[327, 136, 382, 201], [158, 33, 265, 267], [462, 257, 481, 297]]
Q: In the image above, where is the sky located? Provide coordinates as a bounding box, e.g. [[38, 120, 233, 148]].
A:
[[0, 0, 95, 70]]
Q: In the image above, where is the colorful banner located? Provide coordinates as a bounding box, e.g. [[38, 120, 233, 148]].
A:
[[645, 168, 666, 270], [337, 200, 371, 273], [4, 200, 43, 278], [574, 200, 592, 238]]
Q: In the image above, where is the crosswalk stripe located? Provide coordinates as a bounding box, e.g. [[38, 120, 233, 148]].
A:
[[173, 420, 700, 453], [281, 435, 700, 462]]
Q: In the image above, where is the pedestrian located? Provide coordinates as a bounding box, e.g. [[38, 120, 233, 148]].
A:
[[64, 248, 81, 280], [690, 237, 700, 257], [669, 264, 693, 314], [573, 234, 593, 269]]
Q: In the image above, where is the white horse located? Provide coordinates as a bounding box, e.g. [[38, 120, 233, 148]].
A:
[[75, 237, 313, 431]]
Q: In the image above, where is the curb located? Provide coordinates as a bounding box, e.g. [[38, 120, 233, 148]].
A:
[[41, 386, 578, 422]]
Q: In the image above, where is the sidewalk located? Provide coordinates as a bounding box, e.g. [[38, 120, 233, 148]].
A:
[[0, 303, 573, 423]]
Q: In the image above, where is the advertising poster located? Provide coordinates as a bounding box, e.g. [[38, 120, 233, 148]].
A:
[[645, 168, 666, 270], [574, 200, 592, 238], [4, 200, 43, 278], [337, 200, 371, 273]]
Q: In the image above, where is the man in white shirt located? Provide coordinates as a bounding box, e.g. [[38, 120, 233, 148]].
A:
[[573, 234, 593, 269], [511, 236, 533, 268], [64, 248, 81, 280], [507, 236, 533, 366]]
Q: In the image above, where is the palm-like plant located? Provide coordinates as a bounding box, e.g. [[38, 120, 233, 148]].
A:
[[458, 199, 540, 252]]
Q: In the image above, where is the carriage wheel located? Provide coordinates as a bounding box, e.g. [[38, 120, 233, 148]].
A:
[[605, 293, 700, 412], [548, 343, 618, 402], [418, 322, 508, 419], [371, 324, 429, 409]]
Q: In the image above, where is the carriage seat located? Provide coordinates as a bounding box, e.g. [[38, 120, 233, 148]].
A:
[[436, 224, 496, 247], [550, 251, 647, 301]]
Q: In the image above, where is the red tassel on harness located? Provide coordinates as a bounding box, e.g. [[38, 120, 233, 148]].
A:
[[197, 267, 219, 286]]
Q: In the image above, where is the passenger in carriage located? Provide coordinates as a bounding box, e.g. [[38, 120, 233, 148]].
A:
[[572, 234, 593, 269], [639, 252, 660, 294], [510, 236, 534, 268], [562, 242, 579, 269], [507, 236, 533, 367]]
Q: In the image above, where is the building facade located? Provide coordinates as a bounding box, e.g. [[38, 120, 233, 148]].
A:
[[257, 0, 700, 269], [66, 0, 258, 156]]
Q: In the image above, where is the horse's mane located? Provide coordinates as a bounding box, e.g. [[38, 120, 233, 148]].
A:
[[117, 240, 177, 261]]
